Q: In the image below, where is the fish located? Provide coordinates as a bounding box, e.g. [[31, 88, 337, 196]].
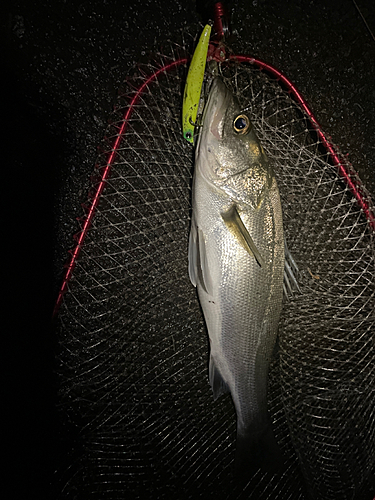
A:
[[188, 76, 285, 473]]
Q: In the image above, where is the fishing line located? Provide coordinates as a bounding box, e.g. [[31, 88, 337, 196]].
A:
[[352, 0, 375, 43]]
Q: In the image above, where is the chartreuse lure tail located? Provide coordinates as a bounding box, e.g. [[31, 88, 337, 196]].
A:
[[182, 24, 212, 144]]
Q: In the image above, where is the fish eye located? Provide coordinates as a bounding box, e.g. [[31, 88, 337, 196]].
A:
[[233, 114, 251, 135]]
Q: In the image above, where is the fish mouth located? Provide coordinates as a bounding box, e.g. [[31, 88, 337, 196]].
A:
[[202, 77, 231, 141], [194, 77, 232, 184]]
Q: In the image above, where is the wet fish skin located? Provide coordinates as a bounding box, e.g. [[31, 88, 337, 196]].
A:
[[189, 77, 285, 472]]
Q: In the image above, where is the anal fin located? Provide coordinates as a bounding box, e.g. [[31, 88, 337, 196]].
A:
[[209, 355, 230, 401]]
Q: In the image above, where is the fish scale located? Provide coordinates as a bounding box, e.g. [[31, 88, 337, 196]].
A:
[[189, 76, 285, 472]]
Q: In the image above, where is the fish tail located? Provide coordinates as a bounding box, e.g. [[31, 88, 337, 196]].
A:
[[234, 423, 285, 477]]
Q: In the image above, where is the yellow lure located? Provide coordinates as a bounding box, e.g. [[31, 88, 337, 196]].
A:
[[182, 24, 212, 144]]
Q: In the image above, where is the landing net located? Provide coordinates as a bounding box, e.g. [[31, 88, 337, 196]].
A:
[[55, 38, 375, 500]]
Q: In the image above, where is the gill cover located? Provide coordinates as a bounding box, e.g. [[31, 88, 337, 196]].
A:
[[195, 77, 273, 210]]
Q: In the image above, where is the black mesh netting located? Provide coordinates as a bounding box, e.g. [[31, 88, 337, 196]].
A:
[[55, 40, 375, 499]]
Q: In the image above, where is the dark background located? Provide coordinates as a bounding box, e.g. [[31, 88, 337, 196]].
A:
[[2, 0, 374, 498]]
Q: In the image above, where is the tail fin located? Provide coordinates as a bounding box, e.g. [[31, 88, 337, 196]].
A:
[[234, 423, 285, 477]]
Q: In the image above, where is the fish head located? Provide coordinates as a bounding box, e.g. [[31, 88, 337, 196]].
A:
[[195, 77, 274, 209]]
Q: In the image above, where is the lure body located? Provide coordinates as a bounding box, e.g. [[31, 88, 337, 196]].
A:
[[182, 24, 211, 143]]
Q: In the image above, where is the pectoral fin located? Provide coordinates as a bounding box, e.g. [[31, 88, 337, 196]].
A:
[[221, 205, 265, 268]]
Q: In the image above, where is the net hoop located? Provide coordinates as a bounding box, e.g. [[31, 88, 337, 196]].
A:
[[53, 55, 374, 317]]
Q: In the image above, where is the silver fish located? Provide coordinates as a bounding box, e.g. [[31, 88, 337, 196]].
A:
[[188, 77, 285, 472]]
